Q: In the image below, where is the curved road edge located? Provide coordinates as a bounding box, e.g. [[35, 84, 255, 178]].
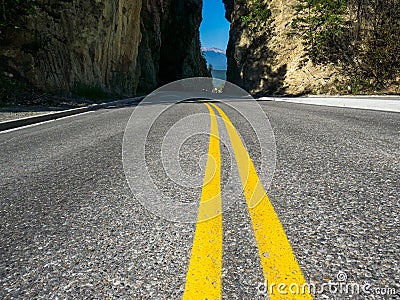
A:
[[0, 96, 145, 132]]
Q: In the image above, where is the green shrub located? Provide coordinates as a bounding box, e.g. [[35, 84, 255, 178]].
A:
[[0, 71, 28, 104], [0, 0, 37, 30], [71, 83, 109, 101], [241, 0, 271, 27]]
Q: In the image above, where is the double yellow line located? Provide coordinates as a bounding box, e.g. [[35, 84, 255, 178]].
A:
[[183, 102, 312, 300]]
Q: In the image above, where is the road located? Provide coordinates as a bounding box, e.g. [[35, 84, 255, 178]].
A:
[[1, 100, 399, 299]]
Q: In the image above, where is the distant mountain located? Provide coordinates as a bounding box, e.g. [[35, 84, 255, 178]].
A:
[[201, 47, 227, 71], [201, 47, 226, 54]]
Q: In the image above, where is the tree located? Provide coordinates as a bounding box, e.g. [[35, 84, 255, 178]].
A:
[[292, 0, 348, 64], [241, 0, 271, 28], [208, 63, 213, 74], [292, 0, 400, 91]]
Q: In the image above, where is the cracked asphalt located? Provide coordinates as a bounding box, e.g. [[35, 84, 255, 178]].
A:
[[0, 100, 399, 299]]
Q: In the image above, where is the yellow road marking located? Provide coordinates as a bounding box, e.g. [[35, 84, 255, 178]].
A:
[[210, 103, 312, 300], [183, 103, 223, 300]]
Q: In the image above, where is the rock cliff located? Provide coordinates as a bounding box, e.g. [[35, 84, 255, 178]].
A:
[[137, 0, 209, 93], [223, 0, 339, 95], [0, 0, 208, 96]]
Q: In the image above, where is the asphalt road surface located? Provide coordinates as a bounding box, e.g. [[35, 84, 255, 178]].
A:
[[1, 100, 399, 299]]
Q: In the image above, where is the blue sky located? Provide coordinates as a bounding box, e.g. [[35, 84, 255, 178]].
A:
[[200, 0, 230, 50]]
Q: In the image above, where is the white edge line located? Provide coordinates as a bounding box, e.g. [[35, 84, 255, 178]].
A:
[[258, 97, 400, 113], [0, 111, 94, 134]]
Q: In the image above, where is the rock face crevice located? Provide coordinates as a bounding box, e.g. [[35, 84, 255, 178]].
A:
[[0, 0, 208, 96], [157, 0, 208, 86], [137, 0, 208, 93]]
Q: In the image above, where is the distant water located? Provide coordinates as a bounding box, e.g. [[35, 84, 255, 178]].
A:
[[211, 69, 227, 81]]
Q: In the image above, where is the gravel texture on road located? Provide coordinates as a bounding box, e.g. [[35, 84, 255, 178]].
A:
[[0, 101, 399, 299], [0, 109, 63, 123], [263, 102, 399, 299]]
